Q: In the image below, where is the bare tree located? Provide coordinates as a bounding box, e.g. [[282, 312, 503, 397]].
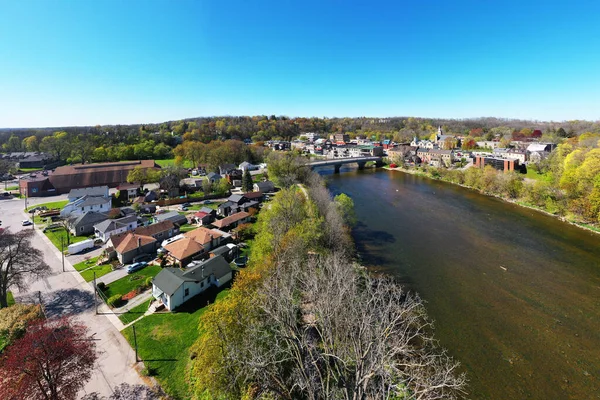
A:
[[0, 229, 51, 307], [81, 383, 168, 400]]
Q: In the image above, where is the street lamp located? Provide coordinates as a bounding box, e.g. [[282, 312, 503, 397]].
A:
[[61, 236, 65, 272]]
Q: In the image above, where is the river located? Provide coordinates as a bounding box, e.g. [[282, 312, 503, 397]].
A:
[[323, 167, 600, 399]]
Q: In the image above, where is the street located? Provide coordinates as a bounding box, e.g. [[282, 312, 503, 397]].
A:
[[0, 195, 145, 398]]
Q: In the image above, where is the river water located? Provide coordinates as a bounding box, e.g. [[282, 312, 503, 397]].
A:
[[324, 168, 600, 399]]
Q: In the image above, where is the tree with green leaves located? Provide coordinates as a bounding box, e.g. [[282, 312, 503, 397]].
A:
[[242, 169, 253, 192]]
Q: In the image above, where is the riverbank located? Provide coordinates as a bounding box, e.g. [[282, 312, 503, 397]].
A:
[[385, 165, 600, 236]]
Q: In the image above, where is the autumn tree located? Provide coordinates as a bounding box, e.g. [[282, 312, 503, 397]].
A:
[[0, 317, 97, 400], [0, 304, 42, 351], [22, 135, 40, 152], [265, 151, 309, 188], [40, 131, 70, 161], [0, 230, 51, 308]]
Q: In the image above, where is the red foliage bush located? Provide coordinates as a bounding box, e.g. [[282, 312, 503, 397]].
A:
[[121, 290, 138, 301], [389, 163, 398, 168]]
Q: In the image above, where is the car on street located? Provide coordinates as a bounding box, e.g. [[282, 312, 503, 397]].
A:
[[126, 262, 147, 274], [22, 219, 33, 226]]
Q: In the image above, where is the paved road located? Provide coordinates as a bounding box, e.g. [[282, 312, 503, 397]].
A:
[[0, 196, 145, 398]]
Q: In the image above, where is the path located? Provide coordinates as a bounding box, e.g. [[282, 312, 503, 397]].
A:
[[1, 197, 145, 398]]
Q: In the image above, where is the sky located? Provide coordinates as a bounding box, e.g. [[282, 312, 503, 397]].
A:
[[1, 0, 600, 128]]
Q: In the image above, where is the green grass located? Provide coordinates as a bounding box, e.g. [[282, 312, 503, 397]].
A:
[[80, 264, 113, 282], [155, 158, 192, 168], [121, 288, 230, 399], [118, 299, 152, 324], [104, 265, 162, 299], [7, 291, 14, 306], [26, 199, 68, 211], [45, 229, 90, 251], [525, 169, 552, 182], [5, 185, 18, 191], [188, 191, 206, 199], [73, 256, 100, 271], [18, 167, 42, 172], [178, 224, 197, 233]]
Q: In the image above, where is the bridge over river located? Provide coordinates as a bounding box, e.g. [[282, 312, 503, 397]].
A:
[[308, 156, 383, 173]]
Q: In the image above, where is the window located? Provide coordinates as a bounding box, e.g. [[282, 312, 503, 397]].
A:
[[80, 227, 84, 232], [201, 281, 204, 288], [184, 288, 189, 297]]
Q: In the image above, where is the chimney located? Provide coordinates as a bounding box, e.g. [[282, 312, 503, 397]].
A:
[[209, 233, 214, 249], [137, 237, 142, 248]]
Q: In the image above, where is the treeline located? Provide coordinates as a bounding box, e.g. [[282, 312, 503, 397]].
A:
[[2, 116, 599, 156], [403, 132, 600, 226], [173, 139, 268, 171], [189, 165, 466, 399]]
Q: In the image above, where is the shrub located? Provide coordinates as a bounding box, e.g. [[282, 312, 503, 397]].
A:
[[96, 282, 106, 292], [122, 290, 138, 301], [145, 277, 153, 288], [141, 364, 157, 376], [107, 295, 123, 308], [389, 163, 398, 168]]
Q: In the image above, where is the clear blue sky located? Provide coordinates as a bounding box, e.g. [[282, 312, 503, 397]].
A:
[[1, 0, 599, 127]]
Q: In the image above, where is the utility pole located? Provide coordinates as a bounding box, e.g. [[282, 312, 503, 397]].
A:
[[132, 324, 139, 362], [61, 236, 65, 272], [93, 272, 98, 315]]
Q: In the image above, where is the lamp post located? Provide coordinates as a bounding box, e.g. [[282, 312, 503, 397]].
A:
[[61, 236, 65, 272]]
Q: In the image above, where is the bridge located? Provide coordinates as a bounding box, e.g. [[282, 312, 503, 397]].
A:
[[308, 156, 384, 173]]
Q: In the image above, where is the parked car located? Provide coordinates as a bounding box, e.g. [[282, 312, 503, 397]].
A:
[[126, 262, 147, 274], [179, 206, 188, 211], [22, 220, 32, 226]]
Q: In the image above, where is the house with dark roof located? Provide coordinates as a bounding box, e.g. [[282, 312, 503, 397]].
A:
[[111, 220, 178, 245], [218, 163, 236, 175], [207, 172, 223, 183], [67, 186, 109, 202], [153, 211, 188, 226], [67, 211, 110, 236], [93, 215, 138, 243], [253, 181, 275, 193], [151, 255, 232, 310]]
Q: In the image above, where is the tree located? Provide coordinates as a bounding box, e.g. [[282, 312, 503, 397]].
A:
[[0, 317, 97, 400], [242, 169, 253, 192], [22, 136, 40, 152], [0, 304, 42, 351], [81, 383, 167, 400], [158, 166, 187, 198], [0, 230, 51, 308], [334, 193, 357, 227], [40, 131, 70, 161], [3, 135, 22, 152], [70, 134, 94, 164], [265, 151, 309, 188]]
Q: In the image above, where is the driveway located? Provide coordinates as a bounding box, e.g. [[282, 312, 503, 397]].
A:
[[96, 267, 129, 286], [1, 197, 146, 397]]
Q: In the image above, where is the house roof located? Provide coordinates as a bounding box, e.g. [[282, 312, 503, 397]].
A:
[[134, 220, 175, 237], [207, 172, 222, 180], [254, 181, 275, 192], [183, 226, 223, 245], [212, 211, 250, 229], [194, 211, 209, 218], [153, 255, 232, 297], [199, 207, 215, 214], [78, 195, 111, 207], [155, 211, 188, 225], [116, 183, 138, 190], [242, 191, 263, 200], [68, 211, 109, 228], [114, 233, 156, 255], [164, 237, 205, 260], [527, 143, 550, 152], [93, 215, 137, 234], [218, 201, 235, 210], [68, 186, 109, 199], [210, 244, 235, 257], [227, 194, 245, 203]]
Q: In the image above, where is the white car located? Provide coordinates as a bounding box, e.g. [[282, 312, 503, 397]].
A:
[[22, 220, 33, 226]]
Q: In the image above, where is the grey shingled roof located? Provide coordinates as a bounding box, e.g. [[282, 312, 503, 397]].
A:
[[78, 196, 111, 207], [68, 186, 109, 199], [152, 268, 194, 296], [93, 215, 137, 233], [69, 211, 109, 228], [152, 255, 232, 296]]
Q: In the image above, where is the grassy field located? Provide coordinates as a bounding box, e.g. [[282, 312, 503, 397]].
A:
[[104, 265, 162, 299], [525, 169, 552, 182], [18, 167, 42, 173], [26, 199, 68, 211], [178, 224, 197, 233], [118, 298, 152, 324], [80, 264, 113, 282], [5, 185, 18, 191], [73, 256, 100, 271], [155, 159, 192, 168], [121, 288, 230, 399], [45, 229, 90, 251]]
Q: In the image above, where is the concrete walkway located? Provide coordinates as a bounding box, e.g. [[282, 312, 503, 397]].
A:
[[2, 197, 144, 398], [113, 290, 153, 315]]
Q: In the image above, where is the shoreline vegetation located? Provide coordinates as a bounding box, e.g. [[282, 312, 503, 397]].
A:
[[384, 165, 600, 236], [188, 155, 466, 399]]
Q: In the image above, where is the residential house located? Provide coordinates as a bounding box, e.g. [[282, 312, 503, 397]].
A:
[[141, 204, 157, 214], [207, 172, 222, 183], [242, 191, 264, 202], [209, 243, 238, 262], [67, 186, 109, 202], [110, 233, 157, 264], [253, 181, 275, 193], [67, 211, 109, 236], [134, 220, 179, 242], [116, 183, 139, 201], [153, 211, 188, 226], [212, 211, 250, 231], [93, 215, 138, 243], [183, 227, 227, 251], [163, 238, 206, 267], [144, 191, 159, 202], [239, 161, 258, 172], [60, 195, 112, 218], [193, 209, 215, 226], [151, 255, 233, 311], [218, 164, 237, 175]]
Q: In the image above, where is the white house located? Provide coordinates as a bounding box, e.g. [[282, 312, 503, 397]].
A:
[[93, 215, 138, 243], [238, 161, 258, 172], [67, 186, 109, 202], [151, 255, 232, 311], [60, 195, 111, 218]]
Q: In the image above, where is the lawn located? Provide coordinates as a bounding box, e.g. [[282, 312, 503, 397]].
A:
[[73, 256, 100, 271], [80, 264, 113, 282], [121, 288, 230, 399], [178, 224, 197, 233], [44, 229, 90, 251], [155, 158, 192, 168], [104, 265, 163, 299], [26, 199, 69, 211], [18, 167, 42, 173], [7, 291, 14, 306], [5, 185, 18, 191], [525, 168, 552, 182], [118, 298, 152, 325]]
